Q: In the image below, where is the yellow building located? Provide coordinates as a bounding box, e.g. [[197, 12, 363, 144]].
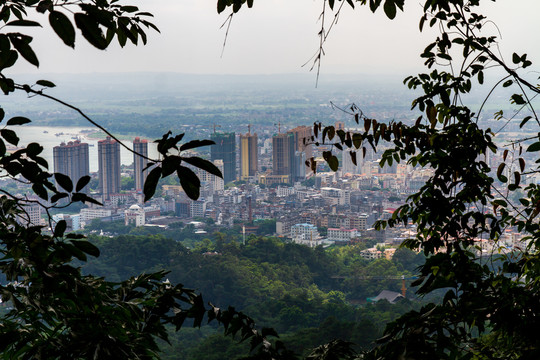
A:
[[239, 132, 258, 180]]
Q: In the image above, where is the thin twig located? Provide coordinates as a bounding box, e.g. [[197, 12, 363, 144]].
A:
[[220, 13, 234, 58], [15, 84, 155, 163]]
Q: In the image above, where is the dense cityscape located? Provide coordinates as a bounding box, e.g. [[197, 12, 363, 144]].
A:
[[8, 115, 528, 265]]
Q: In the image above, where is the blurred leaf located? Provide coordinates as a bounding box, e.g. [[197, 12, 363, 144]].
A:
[[55, 172, 73, 192], [1, 129, 19, 145], [6, 20, 41, 27], [74, 13, 108, 50], [144, 166, 161, 202], [54, 220, 67, 238], [182, 157, 223, 178], [179, 139, 214, 152], [9, 35, 39, 67], [75, 175, 91, 192], [71, 240, 100, 257], [527, 142, 540, 153], [49, 11, 75, 48], [6, 116, 31, 126], [177, 166, 200, 200]]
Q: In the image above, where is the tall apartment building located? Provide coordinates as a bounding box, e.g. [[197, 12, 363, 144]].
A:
[[272, 129, 310, 184], [133, 137, 148, 191], [211, 132, 236, 184], [289, 125, 313, 167], [98, 136, 121, 200], [53, 140, 90, 192], [239, 131, 258, 180], [272, 133, 295, 182]]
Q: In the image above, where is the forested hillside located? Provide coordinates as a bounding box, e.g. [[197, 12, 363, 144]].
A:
[[83, 233, 425, 358]]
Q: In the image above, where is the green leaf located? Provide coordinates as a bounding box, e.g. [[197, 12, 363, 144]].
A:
[[55, 172, 73, 192], [512, 52, 520, 64], [511, 94, 526, 105], [6, 116, 31, 126], [76, 175, 91, 192], [26, 142, 43, 157], [71, 240, 100, 257], [496, 162, 506, 182], [6, 20, 42, 27], [383, 0, 397, 19], [73, 193, 102, 206], [526, 142, 540, 152], [74, 13, 108, 50], [144, 166, 162, 202], [0, 50, 18, 70], [179, 139, 215, 152], [54, 220, 67, 238], [182, 157, 223, 178], [327, 155, 339, 171], [177, 166, 200, 200], [9, 35, 39, 67], [36, 0, 53, 13], [36, 79, 56, 88], [520, 116, 532, 128], [478, 71, 484, 84], [120, 5, 139, 13], [1, 129, 19, 145], [352, 133, 362, 149], [64, 243, 87, 261], [51, 193, 69, 203], [217, 0, 227, 13], [49, 11, 76, 48], [32, 183, 48, 200]]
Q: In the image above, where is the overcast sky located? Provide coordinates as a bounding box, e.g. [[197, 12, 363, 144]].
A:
[[10, 0, 540, 76]]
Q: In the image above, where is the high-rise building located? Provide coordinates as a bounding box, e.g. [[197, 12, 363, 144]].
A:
[[53, 140, 90, 193], [98, 136, 121, 200], [272, 132, 295, 183], [210, 132, 236, 184], [133, 137, 148, 191], [288, 126, 313, 178], [239, 132, 258, 180]]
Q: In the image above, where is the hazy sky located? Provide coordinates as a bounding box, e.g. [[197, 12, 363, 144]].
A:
[[11, 0, 540, 76]]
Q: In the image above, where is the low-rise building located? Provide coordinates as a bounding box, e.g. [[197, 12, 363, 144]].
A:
[[125, 204, 145, 226], [360, 247, 383, 260], [328, 227, 359, 242]]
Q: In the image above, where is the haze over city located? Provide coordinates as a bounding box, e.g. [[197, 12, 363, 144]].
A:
[[11, 0, 540, 77]]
